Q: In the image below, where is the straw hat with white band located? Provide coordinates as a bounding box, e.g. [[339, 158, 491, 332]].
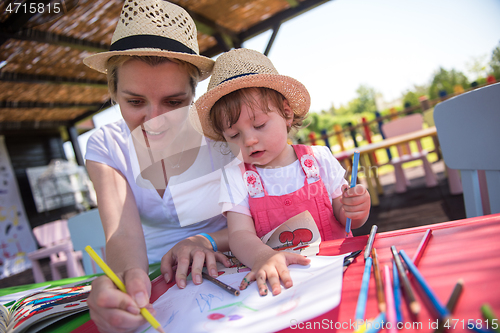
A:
[[84, 0, 214, 80], [193, 48, 311, 141]]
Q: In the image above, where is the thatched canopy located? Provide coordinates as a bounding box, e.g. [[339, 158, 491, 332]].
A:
[[0, 0, 329, 131]]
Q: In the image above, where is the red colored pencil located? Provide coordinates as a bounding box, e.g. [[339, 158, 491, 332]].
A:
[[412, 229, 432, 266]]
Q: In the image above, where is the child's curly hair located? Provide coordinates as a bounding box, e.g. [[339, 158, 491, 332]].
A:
[[209, 87, 306, 142]]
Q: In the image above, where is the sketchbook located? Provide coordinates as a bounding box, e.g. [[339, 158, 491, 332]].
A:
[[135, 255, 345, 333], [0, 281, 91, 333]]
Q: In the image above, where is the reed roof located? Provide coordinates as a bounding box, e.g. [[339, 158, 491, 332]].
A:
[[0, 0, 329, 132]]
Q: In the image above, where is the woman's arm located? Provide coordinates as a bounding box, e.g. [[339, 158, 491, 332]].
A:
[[86, 160, 151, 332]]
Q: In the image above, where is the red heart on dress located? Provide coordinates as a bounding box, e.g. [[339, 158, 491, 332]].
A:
[[291, 228, 313, 246], [279, 231, 294, 244]]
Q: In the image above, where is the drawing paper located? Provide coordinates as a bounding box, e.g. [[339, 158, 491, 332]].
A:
[[136, 255, 344, 333]]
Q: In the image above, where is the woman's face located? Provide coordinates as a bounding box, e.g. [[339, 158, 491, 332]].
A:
[[115, 59, 194, 153]]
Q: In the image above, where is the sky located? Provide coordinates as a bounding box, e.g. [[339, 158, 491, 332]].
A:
[[66, 0, 500, 159]]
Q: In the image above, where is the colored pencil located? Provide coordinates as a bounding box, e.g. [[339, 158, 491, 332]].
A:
[[433, 279, 464, 333], [345, 150, 360, 236], [392, 260, 404, 324], [481, 303, 500, 333], [390, 246, 420, 316], [201, 271, 240, 296], [384, 265, 397, 333], [355, 257, 373, 322], [364, 225, 378, 261], [354, 312, 387, 333], [365, 312, 387, 333], [412, 229, 432, 266], [344, 250, 363, 272], [400, 249, 450, 319], [85, 246, 165, 333], [446, 279, 464, 313], [371, 248, 386, 313]]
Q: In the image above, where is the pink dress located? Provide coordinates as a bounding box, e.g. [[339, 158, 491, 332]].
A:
[[242, 145, 349, 241]]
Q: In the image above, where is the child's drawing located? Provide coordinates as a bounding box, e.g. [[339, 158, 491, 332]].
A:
[[135, 255, 345, 333]]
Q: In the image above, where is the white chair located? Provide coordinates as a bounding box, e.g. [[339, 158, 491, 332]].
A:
[[27, 219, 85, 283], [434, 82, 500, 218], [381, 113, 438, 193], [67, 209, 106, 275], [423, 107, 463, 195]]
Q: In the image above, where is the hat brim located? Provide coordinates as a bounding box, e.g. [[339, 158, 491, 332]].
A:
[[83, 48, 215, 81], [193, 73, 311, 141]]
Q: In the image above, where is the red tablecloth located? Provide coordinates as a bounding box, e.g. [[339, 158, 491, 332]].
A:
[[75, 213, 500, 333]]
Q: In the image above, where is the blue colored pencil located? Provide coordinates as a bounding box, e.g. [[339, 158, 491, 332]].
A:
[[392, 260, 404, 324], [355, 256, 372, 321], [399, 249, 450, 319], [345, 150, 360, 235], [365, 312, 387, 333]]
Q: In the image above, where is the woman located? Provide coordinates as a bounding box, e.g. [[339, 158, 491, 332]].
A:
[[83, 1, 235, 331]]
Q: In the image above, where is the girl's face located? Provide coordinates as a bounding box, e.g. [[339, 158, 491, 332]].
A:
[[115, 59, 194, 153], [222, 90, 294, 168]]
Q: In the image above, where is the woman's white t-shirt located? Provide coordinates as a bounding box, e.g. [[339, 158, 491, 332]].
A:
[[85, 119, 238, 264]]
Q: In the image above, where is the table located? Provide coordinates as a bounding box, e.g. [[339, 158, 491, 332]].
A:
[[75, 213, 500, 333], [334, 127, 438, 206], [6, 214, 497, 333], [284, 213, 500, 332]]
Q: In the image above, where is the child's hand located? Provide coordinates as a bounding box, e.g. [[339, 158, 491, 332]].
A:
[[341, 184, 371, 228], [239, 251, 310, 296]]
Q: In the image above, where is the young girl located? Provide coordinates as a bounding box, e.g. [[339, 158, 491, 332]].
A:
[[194, 48, 371, 296]]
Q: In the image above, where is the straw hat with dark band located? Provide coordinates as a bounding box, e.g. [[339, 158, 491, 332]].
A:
[[193, 48, 311, 141], [84, 0, 214, 80]]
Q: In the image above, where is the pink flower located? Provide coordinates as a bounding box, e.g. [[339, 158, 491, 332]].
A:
[[247, 175, 256, 184], [304, 159, 313, 168]]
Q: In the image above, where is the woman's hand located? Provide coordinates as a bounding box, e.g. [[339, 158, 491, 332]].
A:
[[239, 251, 310, 296], [160, 235, 231, 289], [87, 268, 153, 333]]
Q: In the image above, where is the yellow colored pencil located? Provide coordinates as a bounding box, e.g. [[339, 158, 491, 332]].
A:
[[85, 246, 165, 333]]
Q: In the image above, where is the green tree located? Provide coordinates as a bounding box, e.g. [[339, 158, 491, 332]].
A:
[[402, 83, 428, 107], [402, 91, 420, 107], [352, 85, 377, 114], [428, 67, 469, 99], [466, 54, 488, 81], [489, 41, 500, 79]]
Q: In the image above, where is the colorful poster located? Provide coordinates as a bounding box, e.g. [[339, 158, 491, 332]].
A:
[[0, 136, 37, 278]]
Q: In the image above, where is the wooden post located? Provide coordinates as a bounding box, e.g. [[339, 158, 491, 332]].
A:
[[334, 124, 345, 152], [419, 95, 430, 111], [419, 95, 442, 161], [375, 111, 392, 161], [308, 132, 317, 145], [389, 108, 398, 120], [453, 85, 464, 95], [362, 117, 377, 164], [321, 129, 330, 150], [347, 122, 358, 148]]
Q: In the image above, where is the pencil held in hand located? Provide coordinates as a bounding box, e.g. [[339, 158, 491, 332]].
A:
[[345, 150, 360, 236], [202, 272, 240, 296], [84, 246, 165, 333]]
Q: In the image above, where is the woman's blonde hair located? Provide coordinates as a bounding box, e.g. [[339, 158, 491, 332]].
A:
[[106, 55, 201, 100], [209, 87, 305, 142]]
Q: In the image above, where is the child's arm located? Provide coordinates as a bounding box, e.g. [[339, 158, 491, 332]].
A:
[[226, 211, 310, 296], [332, 184, 371, 230]]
